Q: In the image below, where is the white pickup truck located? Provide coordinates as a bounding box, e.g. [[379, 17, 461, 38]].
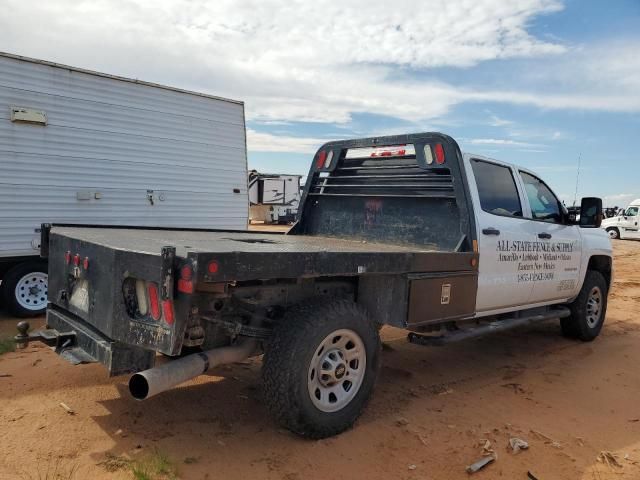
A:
[[602, 199, 640, 239], [23, 132, 612, 438]]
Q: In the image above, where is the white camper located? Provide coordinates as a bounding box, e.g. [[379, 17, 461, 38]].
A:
[[248, 171, 302, 224], [601, 199, 640, 240], [0, 52, 248, 316]]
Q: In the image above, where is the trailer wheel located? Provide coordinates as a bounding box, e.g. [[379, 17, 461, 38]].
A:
[[561, 270, 607, 341], [1, 261, 48, 317], [262, 300, 380, 438], [606, 228, 620, 240]]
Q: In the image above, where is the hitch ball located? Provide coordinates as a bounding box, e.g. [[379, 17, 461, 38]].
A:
[[15, 321, 30, 349]]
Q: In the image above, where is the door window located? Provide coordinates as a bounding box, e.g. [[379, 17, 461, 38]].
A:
[[624, 206, 639, 217], [471, 160, 522, 217], [520, 171, 562, 223]]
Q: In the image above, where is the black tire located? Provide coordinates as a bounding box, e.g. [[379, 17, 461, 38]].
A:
[[1, 260, 48, 317], [561, 270, 607, 341], [606, 228, 620, 240], [262, 300, 380, 439]]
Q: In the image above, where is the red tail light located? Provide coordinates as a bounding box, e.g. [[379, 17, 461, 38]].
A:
[[178, 264, 194, 294], [162, 300, 175, 325], [434, 143, 445, 164], [64, 251, 71, 264], [147, 282, 161, 321], [72, 254, 80, 266], [83, 257, 89, 270]]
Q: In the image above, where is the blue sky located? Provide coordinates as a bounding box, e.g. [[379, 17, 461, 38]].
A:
[[2, 0, 639, 207]]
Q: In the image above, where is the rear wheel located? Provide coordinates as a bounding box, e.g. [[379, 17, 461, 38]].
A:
[[262, 300, 380, 438], [1, 261, 48, 317], [606, 228, 620, 239], [561, 270, 607, 341]]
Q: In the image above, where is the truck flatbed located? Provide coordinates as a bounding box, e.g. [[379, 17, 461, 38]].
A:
[[51, 226, 475, 282]]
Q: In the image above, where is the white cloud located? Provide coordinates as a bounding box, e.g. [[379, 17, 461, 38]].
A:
[[246, 129, 324, 153], [0, 0, 567, 125], [602, 193, 640, 208], [0, 0, 638, 130], [489, 115, 514, 127], [467, 138, 544, 148]]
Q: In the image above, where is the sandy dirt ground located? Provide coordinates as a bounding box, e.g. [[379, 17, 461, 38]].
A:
[[1, 240, 640, 480]]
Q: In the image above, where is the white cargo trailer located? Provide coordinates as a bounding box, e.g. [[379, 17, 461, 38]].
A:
[[0, 52, 248, 316]]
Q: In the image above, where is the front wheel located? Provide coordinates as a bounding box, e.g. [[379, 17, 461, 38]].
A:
[[1, 260, 48, 317], [262, 300, 380, 438], [606, 228, 620, 239], [561, 270, 607, 341]]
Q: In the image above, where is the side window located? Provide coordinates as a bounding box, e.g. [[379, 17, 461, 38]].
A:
[[624, 207, 639, 217], [520, 171, 562, 223], [471, 160, 522, 217]]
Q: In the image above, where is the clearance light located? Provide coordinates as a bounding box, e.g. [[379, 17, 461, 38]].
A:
[[424, 145, 434, 165], [316, 151, 327, 168], [324, 150, 333, 168], [434, 143, 445, 164], [147, 282, 161, 321], [207, 260, 219, 274], [178, 264, 194, 294]]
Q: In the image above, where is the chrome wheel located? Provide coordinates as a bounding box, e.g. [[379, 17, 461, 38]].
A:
[[607, 229, 619, 239], [586, 286, 602, 328], [14, 272, 48, 311], [308, 329, 366, 413]]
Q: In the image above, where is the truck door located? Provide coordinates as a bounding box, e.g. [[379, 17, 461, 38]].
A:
[[518, 171, 582, 302], [468, 158, 536, 312], [620, 205, 640, 238]]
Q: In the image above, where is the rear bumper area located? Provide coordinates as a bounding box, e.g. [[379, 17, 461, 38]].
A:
[[24, 306, 155, 376]]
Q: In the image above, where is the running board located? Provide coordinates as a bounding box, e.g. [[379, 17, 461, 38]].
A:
[[407, 307, 571, 347]]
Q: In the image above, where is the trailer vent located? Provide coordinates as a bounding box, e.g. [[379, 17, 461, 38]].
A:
[[309, 148, 454, 199]]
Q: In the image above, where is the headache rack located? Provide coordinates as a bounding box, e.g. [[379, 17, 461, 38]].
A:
[[309, 154, 454, 198], [291, 132, 477, 252]]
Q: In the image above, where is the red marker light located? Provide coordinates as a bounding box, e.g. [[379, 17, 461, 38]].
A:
[[434, 143, 445, 164], [64, 251, 71, 264], [316, 150, 327, 168], [73, 254, 80, 266], [207, 260, 219, 274], [83, 257, 89, 270], [177, 279, 194, 294], [147, 282, 161, 321], [162, 300, 175, 325], [180, 265, 193, 281]]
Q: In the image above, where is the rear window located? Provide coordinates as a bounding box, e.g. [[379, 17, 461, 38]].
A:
[[471, 160, 522, 217]]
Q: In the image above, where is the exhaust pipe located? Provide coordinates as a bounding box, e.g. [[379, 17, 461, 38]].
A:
[[129, 339, 258, 400]]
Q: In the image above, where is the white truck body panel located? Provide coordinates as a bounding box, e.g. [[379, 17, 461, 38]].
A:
[[0, 52, 248, 258], [463, 153, 611, 317], [601, 199, 640, 239]]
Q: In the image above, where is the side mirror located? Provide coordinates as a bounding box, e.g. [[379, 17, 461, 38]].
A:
[[579, 197, 602, 228]]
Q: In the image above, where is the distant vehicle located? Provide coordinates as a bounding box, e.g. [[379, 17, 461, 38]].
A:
[[248, 171, 302, 224], [601, 199, 640, 239], [0, 52, 248, 316], [22, 132, 611, 439]]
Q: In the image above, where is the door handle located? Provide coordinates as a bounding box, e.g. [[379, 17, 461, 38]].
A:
[[482, 228, 500, 236], [538, 232, 552, 239]]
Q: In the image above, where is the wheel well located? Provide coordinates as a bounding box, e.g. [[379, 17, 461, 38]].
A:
[[588, 255, 612, 289]]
